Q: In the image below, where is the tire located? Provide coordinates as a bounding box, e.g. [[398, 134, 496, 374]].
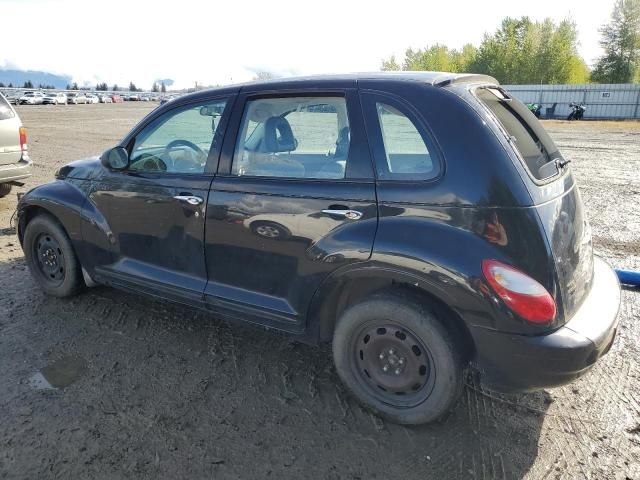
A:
[[332, 294, 463, 425], [24, 214, 84, 297], [0, 183, 12, 198]]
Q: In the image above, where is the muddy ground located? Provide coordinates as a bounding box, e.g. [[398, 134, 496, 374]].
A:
[[0, 104, 639, 479]]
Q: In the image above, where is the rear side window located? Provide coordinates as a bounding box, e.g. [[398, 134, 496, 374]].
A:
[[0, 94, 15, 120], [232, 96, 350, 180], [477, 87, 562, 181]]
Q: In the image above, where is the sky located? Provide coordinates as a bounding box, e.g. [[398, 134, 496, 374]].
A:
[[1, 0, 616, 90]]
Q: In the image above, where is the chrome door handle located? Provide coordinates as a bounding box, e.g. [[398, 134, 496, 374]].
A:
[[173, 195, 203, 205], [321, 209, 363, 220]]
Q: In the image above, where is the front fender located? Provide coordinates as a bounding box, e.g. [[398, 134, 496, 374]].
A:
[[18, 179, 90, 244], [18, 179, 112, 273]]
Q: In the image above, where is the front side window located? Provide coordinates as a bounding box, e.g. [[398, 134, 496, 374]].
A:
[[232, 96, 350, 179], [130, 99, 227, 174]]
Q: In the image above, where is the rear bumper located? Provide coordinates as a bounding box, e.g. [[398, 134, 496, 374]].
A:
[[0, 158, 32, 183], [471, 256, 621, 392]]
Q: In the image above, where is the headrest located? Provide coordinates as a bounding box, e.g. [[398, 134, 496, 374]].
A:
[[263, 116, 296, 153]]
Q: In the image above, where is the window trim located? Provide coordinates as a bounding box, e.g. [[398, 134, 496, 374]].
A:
[[360, 90, 444, 183], [227, 92, 354, 182], [121, 94, 234, 176]]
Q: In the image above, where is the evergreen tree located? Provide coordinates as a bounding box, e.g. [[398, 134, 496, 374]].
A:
[[161, 82, 166, 93], [592, 0, 640, 83]]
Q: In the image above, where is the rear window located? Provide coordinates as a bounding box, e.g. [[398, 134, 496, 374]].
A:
[[0, 94, 15, 120], [477, 87, 562, 181]]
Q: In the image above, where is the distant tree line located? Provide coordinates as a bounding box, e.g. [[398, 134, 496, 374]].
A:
[[0, 80, 169, 92], [382, 0, 640, 84]]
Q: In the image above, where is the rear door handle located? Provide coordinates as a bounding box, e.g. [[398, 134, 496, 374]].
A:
[[173, 195, 204, 205], [321, 209, 363, 220]]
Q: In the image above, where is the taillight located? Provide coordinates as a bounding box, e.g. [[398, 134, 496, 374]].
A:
[[482, 259, 556, 324], [19, 127, 27, 152]]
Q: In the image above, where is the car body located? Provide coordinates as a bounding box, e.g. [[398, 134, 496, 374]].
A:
[[0, 92, 31, 197], [110, 94, 123, 103], [4, 92, 21, 105], [18, 91, 45, 105], [66, 92, 87, 104], [127, 94, 139, 101], [42, 92, 68, 105], [16, 72, 620, 424], [98, 94, 113, 103], [85, 94, 99, 104]]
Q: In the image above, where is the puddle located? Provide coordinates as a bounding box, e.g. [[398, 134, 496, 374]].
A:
[[29, 356, 87, 390]]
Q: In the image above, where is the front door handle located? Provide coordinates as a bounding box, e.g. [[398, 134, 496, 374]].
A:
[[321, 209, 363, 220], [173, 195, 203, 205]]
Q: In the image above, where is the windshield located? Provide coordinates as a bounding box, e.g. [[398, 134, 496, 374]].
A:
[[476, 87, 562, 181]]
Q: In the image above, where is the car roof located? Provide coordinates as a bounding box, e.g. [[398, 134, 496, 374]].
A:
[[178, 71, 498, 104]]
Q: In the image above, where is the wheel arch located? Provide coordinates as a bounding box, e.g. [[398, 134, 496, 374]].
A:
[[307, 264, 476, 362], [17, 181, 88, 248]]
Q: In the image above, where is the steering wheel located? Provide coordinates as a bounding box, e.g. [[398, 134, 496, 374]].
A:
[[131, 153, 167, 172], [164, 139, 205, 171]]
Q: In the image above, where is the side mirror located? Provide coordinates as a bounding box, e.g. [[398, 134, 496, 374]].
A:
[[100, 146, 129, 170]]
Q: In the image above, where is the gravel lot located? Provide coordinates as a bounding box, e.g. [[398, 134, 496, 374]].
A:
[[1, 104, 639, 479]]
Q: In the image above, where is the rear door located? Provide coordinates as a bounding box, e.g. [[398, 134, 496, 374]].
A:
[[475, 86, 594, 322], [0, 94, 21, 166], [204, 88, 377, 332]]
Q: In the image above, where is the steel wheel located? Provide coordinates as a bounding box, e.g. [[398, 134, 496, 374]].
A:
[[33, 232, 66, 287], [352, 322, 436, 408]]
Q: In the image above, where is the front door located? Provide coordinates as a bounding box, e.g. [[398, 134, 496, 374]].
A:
[[90, 96, 231, 304], [204, 89, 378, 332]]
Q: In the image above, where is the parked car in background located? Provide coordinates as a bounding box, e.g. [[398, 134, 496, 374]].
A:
[[159, 96, 173, 105], [4, 92, 21, 105], [18, 91, 45, 105], [67, 92, 87, 104], [0, 92, 31, 198], [98, 94, 113, 103], [127, 93, 139, 101], [16, 72, 621, 425], [42, 92, 68, 105], [110, 94, 123, 103], [85, 94, 99, 104]]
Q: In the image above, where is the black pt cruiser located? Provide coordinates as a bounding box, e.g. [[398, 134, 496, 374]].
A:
[[17, 72, 621, 424]]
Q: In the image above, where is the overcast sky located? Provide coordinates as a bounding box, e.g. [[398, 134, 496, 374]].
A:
[[1, 0, 615, 89]]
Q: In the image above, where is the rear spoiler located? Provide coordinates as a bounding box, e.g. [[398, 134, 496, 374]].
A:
[[434, 74, 499, 87]]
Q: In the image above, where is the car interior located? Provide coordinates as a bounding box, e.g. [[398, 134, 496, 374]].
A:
[[233, 97, 350, 179]]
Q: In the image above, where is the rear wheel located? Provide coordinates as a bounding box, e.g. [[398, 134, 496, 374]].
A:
[[332, 295, 463, 425], [0, 183, 12, 198], [24, 214, 84, 297]]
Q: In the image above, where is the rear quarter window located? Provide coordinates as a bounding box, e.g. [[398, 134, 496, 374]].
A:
[[361, 91, 441, 181], [0, 94, 15, 120], [476, 87, 562, 181]]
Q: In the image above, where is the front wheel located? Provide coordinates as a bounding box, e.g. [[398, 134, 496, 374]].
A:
[[332, 295, 463, 425], [24, 214, 84, 297]]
